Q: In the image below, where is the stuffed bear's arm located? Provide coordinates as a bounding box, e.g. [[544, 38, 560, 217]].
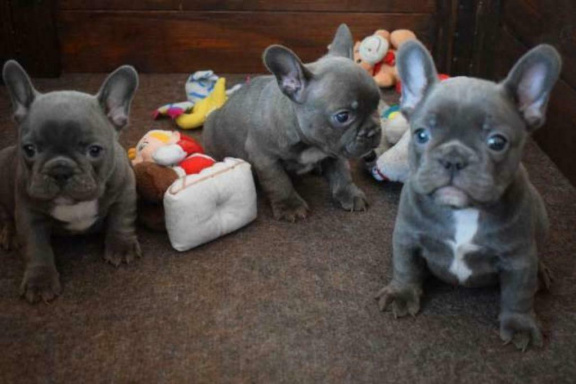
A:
[[153, 144, 187, 166]]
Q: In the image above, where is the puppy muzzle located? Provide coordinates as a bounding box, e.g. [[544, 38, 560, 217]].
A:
[[344, 124, 382, 158], [43, 157, 78, 185]]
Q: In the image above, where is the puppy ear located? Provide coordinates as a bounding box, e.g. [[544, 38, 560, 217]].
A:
[[396, 40, 438, 118], [264, 45, 312, 103], [327, 24, 354, 60], [2, 60, 38, 123], [96, 65, 139, 131], [502, 44, 561, 130]]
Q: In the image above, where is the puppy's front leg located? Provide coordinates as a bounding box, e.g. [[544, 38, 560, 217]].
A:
[[376, 235, 425, 318], [252, 155, 309, 222], [104, 178, 141, 267], [323, 157, 368, 211], [16, 204, 61, 303], [499, 252, 542, 351]]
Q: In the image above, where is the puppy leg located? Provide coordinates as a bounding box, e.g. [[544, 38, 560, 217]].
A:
[[252, 156, 309, 222], [16, 205, 61, 303], [499, 255, 543, 351], [0, 206, 16, 251], [375, 238, 425, 318], [323, 158, 368, 211], [104, 175, 142, 267]]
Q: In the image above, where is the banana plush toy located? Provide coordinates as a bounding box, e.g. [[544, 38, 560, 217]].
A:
[[153, 71, 237, 130]]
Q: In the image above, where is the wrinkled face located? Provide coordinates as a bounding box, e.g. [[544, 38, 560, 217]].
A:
[[359, 35, 389, 65], [295, 59, 382, 158], [409, 79, 527, 208], [18, 94, 116, 202]]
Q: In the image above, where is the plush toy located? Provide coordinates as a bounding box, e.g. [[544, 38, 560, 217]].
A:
[[153, 71, 239, 130], [364, 103, 411, 183], [164, 158, 257, 251], [354, 29, 417, 88], [365, 70, 452, 183], [128, 131, 258, 250], [128, 130, 216, 230], [174, 78, 228, 129]]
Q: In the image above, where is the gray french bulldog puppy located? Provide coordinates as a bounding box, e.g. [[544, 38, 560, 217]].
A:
[[203, 24, 382, 221], [375, 41, 561, 351], [0, 61, 141, 303]]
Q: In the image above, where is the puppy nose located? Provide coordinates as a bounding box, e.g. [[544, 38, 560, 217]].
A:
[[438, 156, 468, 171], [359, 125, 381, 139], [45, 157, 76, 183], [50, 167, 74, 182]]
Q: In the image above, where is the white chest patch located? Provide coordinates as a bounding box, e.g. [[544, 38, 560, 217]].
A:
[[298, 147, 329, 165], [448, 208, 481, 283], [51, 200, 99, 232]]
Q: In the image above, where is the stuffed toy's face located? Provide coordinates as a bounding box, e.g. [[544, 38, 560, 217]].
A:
[[129, 130, 180, 165], [358, 34, 389, 65]]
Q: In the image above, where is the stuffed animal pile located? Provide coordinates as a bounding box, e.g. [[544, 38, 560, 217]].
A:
[[353, 28, 451, 183], [129, 130, 257, 251]]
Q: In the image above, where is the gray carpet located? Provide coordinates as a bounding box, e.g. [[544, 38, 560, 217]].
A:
[[1, 73, 575, 383]]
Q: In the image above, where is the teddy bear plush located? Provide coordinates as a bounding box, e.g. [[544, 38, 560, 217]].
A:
[[354, 29, 417, 88], [128, 130, 215, 230]]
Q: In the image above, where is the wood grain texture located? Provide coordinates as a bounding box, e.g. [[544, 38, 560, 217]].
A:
[[433, 0, 457, 74], [58, 11, 436, 73], [0, 0, 15, 82], [1, 0, 60, 77], [493, 26, 576, 186], [502, 0, 576, 89], [58, 0, 437, 13]]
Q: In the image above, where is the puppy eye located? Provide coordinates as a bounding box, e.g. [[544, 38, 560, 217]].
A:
[[333, 111, 351, 124], [414, 128, 430, 145], [487, 134, 508, 151], [87, 145, 104, 158], [22, 144, 37, 158]]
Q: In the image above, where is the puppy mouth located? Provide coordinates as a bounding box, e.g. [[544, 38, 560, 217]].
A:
[[343, 136, 380, 158], [432, 186, 471, 208], [28, 174, 100, 202]]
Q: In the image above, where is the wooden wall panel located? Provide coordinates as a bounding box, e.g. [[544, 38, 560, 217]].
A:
[[493, 27, 576, 185], [58, 11, 436, 73], [58, 0, 436, 13], [502, 0, 576, 89], [1, 0, 60, 78]]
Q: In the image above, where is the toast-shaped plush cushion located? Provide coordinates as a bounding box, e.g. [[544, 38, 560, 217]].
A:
[[164, 158, 257, 251]]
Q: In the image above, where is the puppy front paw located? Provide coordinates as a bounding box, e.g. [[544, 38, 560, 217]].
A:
[[271, 195, 310, 222], [104, 235, 142, 267], [334, 185, 368, 212], [375, 282, 422, 318], [20, 265, 61, 303], [499, 312, 543, 351]]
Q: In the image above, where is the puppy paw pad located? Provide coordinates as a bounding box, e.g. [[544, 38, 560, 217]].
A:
[[271, 197, 310, 222], [375, 283, 422, 318], [499, 312, 544, 351], [20, 266, 61, 304], [104, 237, 142, 267]]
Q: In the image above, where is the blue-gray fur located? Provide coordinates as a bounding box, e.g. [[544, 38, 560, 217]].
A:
[[203, 24, 382, 221], [376, 41, 561, 351], [0, 61, 141, 303]]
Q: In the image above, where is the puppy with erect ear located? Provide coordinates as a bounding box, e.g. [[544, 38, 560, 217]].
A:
[[375, 41, 561, 351], [203, 24, 382, 221], [0, 60, 141, 303]]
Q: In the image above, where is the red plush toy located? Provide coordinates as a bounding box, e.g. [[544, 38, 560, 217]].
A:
[[128, 130, 216, 231]]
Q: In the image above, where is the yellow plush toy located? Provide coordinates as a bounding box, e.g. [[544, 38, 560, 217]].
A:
[[174, 77, 228, 129]]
